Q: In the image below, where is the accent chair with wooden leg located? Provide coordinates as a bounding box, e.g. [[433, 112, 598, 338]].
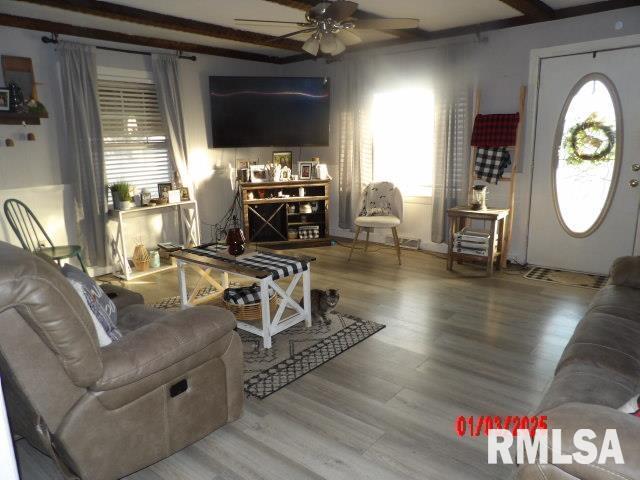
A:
[[3, 198, 88, 272], [348, 182, 404, 265]]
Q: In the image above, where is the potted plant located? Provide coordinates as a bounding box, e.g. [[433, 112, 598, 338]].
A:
[[109, 182, 134, 210]]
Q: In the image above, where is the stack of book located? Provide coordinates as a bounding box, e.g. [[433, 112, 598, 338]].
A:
[[454, 228, 491, 256]]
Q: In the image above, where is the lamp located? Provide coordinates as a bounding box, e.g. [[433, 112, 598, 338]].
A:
[[302, 35, 320, 56]]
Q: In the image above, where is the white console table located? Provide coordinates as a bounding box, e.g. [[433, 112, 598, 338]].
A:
[[110, 201, 200, 281]]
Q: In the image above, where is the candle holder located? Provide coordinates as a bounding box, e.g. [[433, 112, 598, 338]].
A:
[[471, 185, 488, 211]]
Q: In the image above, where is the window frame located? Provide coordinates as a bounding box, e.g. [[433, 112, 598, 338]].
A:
[[97, 72, 173, 205]]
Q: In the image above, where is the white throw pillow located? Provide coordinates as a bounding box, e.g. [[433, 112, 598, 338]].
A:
[[62, 264, 122, 346]]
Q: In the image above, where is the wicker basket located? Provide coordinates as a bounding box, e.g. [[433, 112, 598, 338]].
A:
[[223, 294, 278, 322]]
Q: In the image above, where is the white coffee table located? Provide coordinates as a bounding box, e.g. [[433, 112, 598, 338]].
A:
[[171, 244, 314, 349]]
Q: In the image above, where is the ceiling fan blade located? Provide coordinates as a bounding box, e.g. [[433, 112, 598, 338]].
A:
[[267, 28, 317, 42], [353, 18, 419, 30], [336, 30, 362, 45], [235, 19, 310, 27], [324, 1, 359, 21]]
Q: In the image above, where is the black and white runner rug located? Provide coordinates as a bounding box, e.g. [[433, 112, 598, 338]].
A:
[[152, 291, 385, 399]]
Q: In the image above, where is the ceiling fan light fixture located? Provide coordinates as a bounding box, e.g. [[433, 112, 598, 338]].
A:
[[302, 35, 320, 56], [332, 36, 346, 55], [319, 33, 338, 54]]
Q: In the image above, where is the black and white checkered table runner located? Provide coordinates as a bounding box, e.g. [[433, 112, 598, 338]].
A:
[[184, 244, 309, 280]]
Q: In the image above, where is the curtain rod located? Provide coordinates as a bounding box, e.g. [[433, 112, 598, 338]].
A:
[[41, 35, 197, 61]]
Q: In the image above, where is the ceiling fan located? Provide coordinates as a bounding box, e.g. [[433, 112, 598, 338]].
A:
[[235, 1, 419, 56]]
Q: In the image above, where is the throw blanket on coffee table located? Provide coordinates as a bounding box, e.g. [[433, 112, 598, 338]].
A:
[[184, 244, 309, 280]]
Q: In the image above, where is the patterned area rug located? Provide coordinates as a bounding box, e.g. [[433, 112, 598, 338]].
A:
[[524, 266, 608, 289], [152, 290, 385, 399]]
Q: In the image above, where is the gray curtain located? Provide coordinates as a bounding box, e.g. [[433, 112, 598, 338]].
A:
[[338, 59, 374, 230], [151, 54, 190, 188], [431, 86, 472, 243], [59, 42, 107, 267]]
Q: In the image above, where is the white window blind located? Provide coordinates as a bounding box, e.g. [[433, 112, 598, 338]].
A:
[[98, 80, 172, 199]]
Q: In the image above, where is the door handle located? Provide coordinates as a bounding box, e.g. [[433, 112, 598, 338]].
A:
[[633, 164, 640, 172], [630, 179, 639, 188]]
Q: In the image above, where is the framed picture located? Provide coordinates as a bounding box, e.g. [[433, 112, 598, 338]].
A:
[[180, 186, 190, 201], [236, 160, 258, 170], [273, 151, 293, 170], [298, 162, 313, 180], [157, 182, 172, 199], [0, 88, 9, 111], [280, 166, 291, 181], [250, 165, 268, 183]]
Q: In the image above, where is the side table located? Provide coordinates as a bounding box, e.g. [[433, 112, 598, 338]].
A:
[[446, 207, 510, 276]]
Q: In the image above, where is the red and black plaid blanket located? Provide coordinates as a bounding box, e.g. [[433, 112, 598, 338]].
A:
[[471, 113, 520, 147]]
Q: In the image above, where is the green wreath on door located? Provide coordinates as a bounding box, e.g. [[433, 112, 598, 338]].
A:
[[562, 113, 616, 166]]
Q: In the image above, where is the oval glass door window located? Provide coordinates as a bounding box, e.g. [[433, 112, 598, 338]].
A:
[[553, 74, 621, 237]]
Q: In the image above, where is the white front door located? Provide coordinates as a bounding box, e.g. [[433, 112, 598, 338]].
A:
[[527, 47, 640, 274]]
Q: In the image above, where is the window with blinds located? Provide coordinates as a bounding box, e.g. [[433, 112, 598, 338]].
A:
[[98, 80, 172, 200]]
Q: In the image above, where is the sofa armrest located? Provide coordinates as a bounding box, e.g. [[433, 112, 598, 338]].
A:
[[609, 256, 640, 288], [533, 403, 640, 480], [93, 306, 236, 391]]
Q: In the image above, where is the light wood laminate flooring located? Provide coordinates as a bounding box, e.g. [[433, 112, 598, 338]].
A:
[[16, 245, 594, 480]]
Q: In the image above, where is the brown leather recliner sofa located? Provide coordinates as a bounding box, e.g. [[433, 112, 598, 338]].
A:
[[0, 241, 244, 479], [516, 256, 640, 479]]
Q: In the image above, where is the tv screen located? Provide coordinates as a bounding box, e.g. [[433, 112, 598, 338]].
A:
[[209, 76, 330, 148]]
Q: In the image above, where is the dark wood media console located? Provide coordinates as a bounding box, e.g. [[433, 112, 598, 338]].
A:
[[240, 179, 331, 247]]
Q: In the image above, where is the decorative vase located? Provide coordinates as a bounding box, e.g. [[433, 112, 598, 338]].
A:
[[119, 200, 134, 211], [132, 244, 150, 271], [226, 216, 246, 257], [141, 188, 151, 206], [149, 249, 161, 268]]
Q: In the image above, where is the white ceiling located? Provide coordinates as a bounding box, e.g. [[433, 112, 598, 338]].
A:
[[0, 0, 620, 59]]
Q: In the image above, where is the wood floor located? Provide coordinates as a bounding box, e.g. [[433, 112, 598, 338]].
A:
[[16, 244, 594, 480]]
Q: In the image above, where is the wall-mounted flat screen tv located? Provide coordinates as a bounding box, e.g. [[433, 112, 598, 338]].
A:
[[209, 76, 330, 147]]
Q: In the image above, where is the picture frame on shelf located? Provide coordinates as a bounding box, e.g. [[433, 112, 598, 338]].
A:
[[168, 189, 181, 204], [272, 151, 293, 170], [298, 162, 313, 180], [250, 165, 268, 183], [0, 88, 9, 111], [280, 166, 291, 181], [238, 159, 256, 170], [157, 182, 172, 199], [180, 186, 190, 201]]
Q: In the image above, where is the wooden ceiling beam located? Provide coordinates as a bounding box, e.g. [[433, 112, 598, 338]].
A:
[[12, 0, 303, 51], [0, 13, 282, 63], [277, 0, 640, 62], [261, 0, 431, 41], [497, 0, 555, 21]]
